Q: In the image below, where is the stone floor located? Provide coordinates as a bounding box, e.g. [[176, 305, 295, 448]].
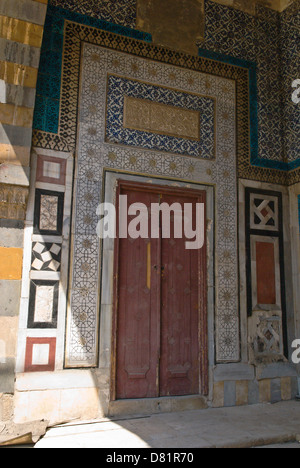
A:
[[31, 400, 300, 449]]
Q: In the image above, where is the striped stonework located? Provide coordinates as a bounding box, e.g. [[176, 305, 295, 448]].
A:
[[0, 0, 47, 181], [0, 0, 48, 396], [212, 376, 298, 408]]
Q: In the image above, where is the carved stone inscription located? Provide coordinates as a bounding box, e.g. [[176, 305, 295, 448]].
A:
[[123, 96, 201, 141]]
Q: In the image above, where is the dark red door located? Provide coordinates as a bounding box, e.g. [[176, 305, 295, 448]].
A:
[[115, 187, 161, 399], [114, 182, 207, 400], [159, 192, 203, 396]]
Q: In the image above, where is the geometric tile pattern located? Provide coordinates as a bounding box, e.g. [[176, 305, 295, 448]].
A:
[[280, 0, 300, 165], [253, 316, 282, 357], [49, 0, 137, 29], [200, 0, 299, 172], [32, 17, 299, 186], [250, 194, 279, 231], [253, 200, 276, 228], [64, 41, 240, 366], [31, 242, 62, 272]]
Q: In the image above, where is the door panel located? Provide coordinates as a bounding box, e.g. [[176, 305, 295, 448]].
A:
[[116, 188, 161, 399], [114, 182, 207, 400], [159, 193, 202, 396]]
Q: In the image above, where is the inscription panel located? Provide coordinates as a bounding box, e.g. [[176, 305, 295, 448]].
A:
[[123, 96, 201, 140]]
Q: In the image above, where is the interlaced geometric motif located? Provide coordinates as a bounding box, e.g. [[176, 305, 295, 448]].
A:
[[49, 0, 137, 28], [31, 242, 62, 272], [250, 193, 279, 231], [253, 200, 275, 227], [254, 316, 282, 357]]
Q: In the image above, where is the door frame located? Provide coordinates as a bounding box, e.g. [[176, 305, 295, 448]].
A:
[[110, 179, 208, 401]]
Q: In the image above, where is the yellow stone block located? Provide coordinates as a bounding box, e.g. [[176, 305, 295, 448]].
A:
[[281, 377, 292, 401], [0, 16, 44, 48], [16, 106, 34, 127], [0, 247, 23, 280], [213, 381, 224, 408], [0, 103, 34, 127], [0, 103, 14, 125], [0, 144, 31, 166], [0, 61, 38, 88], [259, 379, 271, 403], [236, 381, 249, 406]]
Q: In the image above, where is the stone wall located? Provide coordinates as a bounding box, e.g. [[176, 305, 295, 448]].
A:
[[0, 0, 48, 397]]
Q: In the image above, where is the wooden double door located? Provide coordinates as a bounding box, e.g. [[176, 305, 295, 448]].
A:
[[112, 181, 208, 400]]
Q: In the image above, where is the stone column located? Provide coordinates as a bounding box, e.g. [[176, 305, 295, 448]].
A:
[[0, 0, 48, 400]]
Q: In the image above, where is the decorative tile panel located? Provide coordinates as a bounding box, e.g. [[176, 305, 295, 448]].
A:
[[105, 75, 215, 159], [280, 0, 300, 165], [49, 0, 137, 29], [65, 42, 240, 366]]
